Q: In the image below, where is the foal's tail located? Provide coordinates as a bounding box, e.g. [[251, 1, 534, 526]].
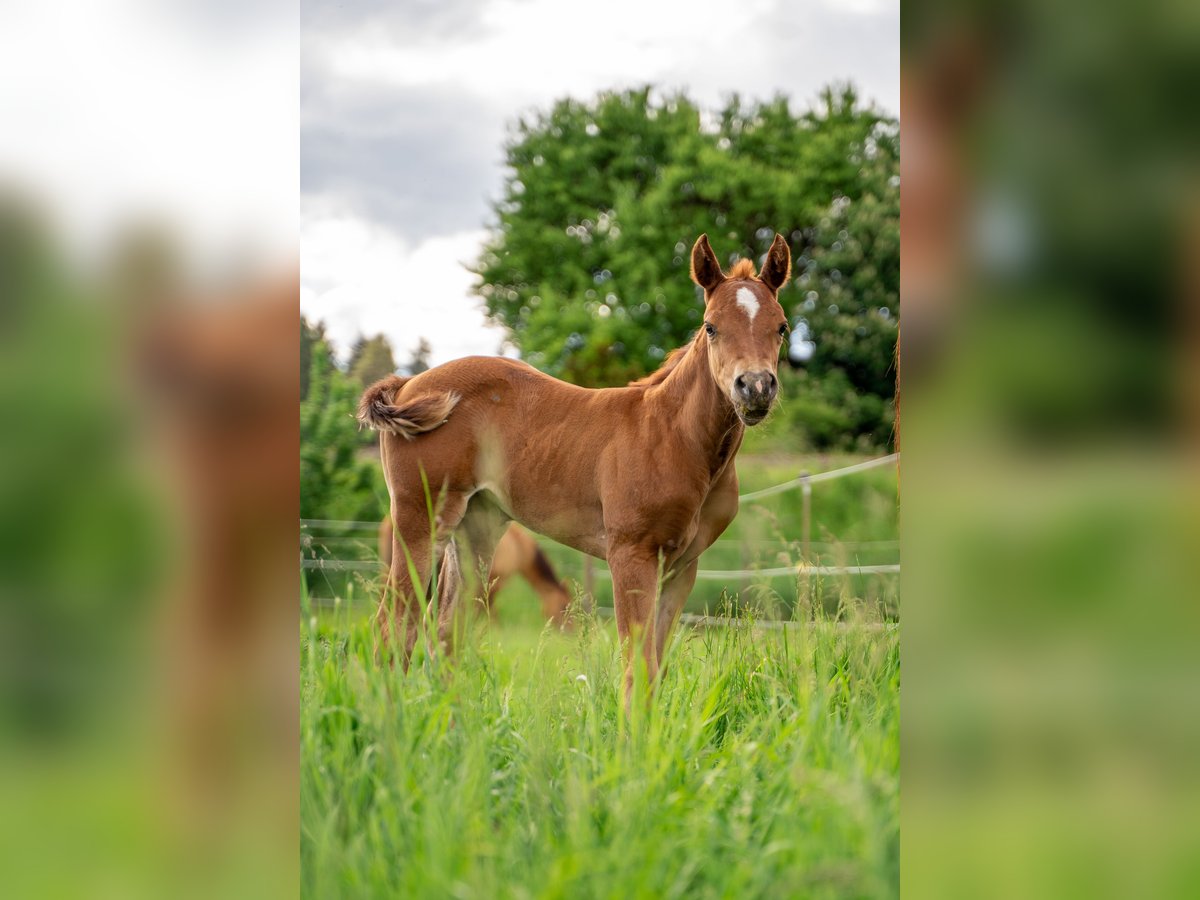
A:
[[357, 374, 461, 439]]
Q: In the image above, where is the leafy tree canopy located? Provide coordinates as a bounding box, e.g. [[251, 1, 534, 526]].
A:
[[348, 333, 398, 387], [300, 315, 330, 401], [473, 84, 898, 449], [405, 337, 432, 376], [300, 336, 386, 523]]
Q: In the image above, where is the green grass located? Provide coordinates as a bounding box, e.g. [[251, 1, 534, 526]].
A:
[[302, 451, 899, 896], [301, 603, 899, 898]]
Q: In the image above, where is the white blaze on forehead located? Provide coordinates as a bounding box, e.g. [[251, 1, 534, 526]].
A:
[[735, 287, 760, 322]]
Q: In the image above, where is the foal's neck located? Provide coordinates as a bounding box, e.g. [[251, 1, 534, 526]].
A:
[[651, 337, 742, 464]]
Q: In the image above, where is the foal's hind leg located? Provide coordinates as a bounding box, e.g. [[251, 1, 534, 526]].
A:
[[379, 510, 434, 669], [379, 491, 470, 667], [654, 559, 700, 674], [432, 538, 464, 654], [431, 494, 509, 654], [459, 494, 511, 623]]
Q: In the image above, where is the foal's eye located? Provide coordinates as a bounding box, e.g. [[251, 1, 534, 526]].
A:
[[778, 323, 789, 337], [704, 323, 716, 337]]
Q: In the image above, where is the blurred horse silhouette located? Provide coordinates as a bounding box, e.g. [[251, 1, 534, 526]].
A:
[[138, 272, 298, 833], [379, 517, 571, 627], [360, 235, 790, 700]]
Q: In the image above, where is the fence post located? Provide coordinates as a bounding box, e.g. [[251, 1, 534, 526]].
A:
[[798, 471, 813, 618], [800, 472, 812, 563]]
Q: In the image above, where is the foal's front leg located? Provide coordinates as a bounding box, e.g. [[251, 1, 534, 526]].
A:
[[654, 558, 700, 667], [607, 544, 664, 702]]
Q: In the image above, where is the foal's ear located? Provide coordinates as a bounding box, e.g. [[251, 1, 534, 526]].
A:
[[690, 234, 726, 294], [760, 233, 791, 292]]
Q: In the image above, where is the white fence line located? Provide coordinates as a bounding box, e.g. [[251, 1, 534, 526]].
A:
[[711, 537, 900, 549], [304, 534, 899, 552], [302, 558, 378, 572], [301, 557, 899, 578], [301, 453, 900, 586], [301, 518, 381, 530], [737, 452, 899, 502], [591, 607, 898, 631], [590, 562, 899, 580], [303, 592, 897, 629]]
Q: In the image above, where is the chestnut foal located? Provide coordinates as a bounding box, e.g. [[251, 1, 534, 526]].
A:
[[359, 234, 790, 699]]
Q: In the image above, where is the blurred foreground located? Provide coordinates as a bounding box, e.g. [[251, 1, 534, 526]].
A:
[[0, 195, 299, 898], [902, 0, 1200, 895], [3, 0, 1200, 895], [0, 3, 298, 895]]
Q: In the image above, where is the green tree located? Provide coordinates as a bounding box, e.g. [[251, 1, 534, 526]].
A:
[[473, 84, 898, 448], [406, 337, 432, 376], [0, 196, 160, 731], [347, 333, 397, 387], [300, 336, 386, 523], [301, 315, 331, 400]]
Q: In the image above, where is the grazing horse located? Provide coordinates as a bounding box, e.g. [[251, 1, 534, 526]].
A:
[[359, 234, 790, 698], [378, 517, 572, 627]]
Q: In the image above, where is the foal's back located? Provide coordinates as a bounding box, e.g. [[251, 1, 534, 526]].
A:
[[374, 356, 643, 502]]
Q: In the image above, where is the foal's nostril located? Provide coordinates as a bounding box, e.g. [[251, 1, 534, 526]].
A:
[[734, 371, 778, 407]]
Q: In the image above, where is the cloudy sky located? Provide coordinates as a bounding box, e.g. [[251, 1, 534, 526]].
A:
[[0, 1, 297, 272], [301, 0, 899, 367]]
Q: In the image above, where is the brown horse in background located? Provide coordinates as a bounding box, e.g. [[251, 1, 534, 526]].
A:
[[379, 517, 571, 627], [359, 234, 790, 699]]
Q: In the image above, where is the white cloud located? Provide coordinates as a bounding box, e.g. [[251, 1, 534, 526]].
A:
[[301, 0, 899, 364], [310, 0, 781, 109], [301, 211, 509, 367], [0, 0, 297, 270], [820, 0, 896, 15]]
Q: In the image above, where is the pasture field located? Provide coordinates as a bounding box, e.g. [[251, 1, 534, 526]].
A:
[[301, 605, 899, 898], [544, 452, 900, 617], [302, 452, 900, 621]]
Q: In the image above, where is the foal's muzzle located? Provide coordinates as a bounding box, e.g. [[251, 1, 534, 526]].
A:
[[733, 370, 778, 424]]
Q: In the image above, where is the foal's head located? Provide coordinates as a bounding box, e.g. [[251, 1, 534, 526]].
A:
[[689, 233, 791, 425]]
